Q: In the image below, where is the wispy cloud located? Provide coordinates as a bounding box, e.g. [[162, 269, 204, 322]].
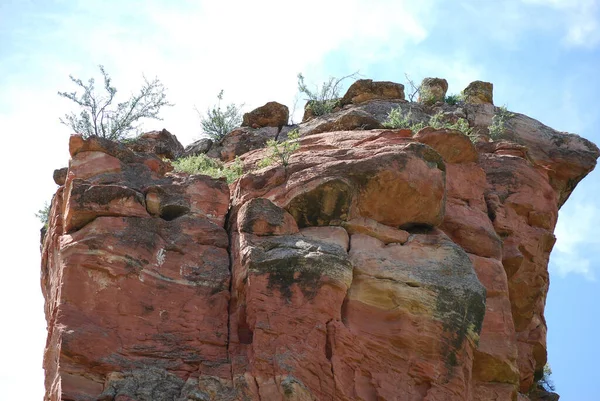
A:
[[551, 200, 600, 280], [521, 0, 600, 48]]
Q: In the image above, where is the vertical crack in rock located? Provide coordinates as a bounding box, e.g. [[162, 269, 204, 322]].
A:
[[224, 205, 235, 383]]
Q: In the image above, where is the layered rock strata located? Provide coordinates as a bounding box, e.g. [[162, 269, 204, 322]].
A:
[[41, 79, 598, 401]]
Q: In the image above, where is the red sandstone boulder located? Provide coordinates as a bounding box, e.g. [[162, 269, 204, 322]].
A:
[[419, 77, 449, 104], [340, 79, 405, 106], [414, 127, 478, 163], [242, 101, 289, 128], [463, 80, 494, 104], [125, 128, 184, 159]]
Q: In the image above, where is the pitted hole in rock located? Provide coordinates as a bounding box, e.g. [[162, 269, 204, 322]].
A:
[[160, 205, 190, 221], [400, 223, 434, 234]]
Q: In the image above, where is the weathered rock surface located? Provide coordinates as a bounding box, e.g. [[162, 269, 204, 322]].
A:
[[463, 81, 494, 105], [182, 137, 213, 157], [41, 78, 598, 401], [419, 77, 448, 104], [126, 128, 184, 160], [340, 79, 405, 106]]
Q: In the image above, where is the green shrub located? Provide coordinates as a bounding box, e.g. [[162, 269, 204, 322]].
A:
[[429, 112, 473, 137], [58, 65, 173, 141], [171, 154, 243, 183], [258, 129, 301, 169], [36, 202, 51, 228], [444, 93, 462, 105], [297, 72, 358, 117], [198, 90, 243, 141], [488, 105, 515, 140], [382, 107, 426, 132]]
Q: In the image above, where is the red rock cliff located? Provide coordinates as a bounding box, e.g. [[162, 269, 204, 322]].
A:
[[41, 80, 599, 401]]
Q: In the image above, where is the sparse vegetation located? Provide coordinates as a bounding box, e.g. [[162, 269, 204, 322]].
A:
[[488, 105, 514, 140], [539, 364, 556, 392], [36, 202, 50, 228], [404, 73, 421, 102], [171, 154, 243, 183], [429, 112, 473, 137], [383, 108, 472, 137], [197, 90, 243, 141], [258, 129, 301, 170], [382, 107, 425, 132], [58, 65, 173, 141], [444, 93, 462, 105], [297, 72, 359, 117]]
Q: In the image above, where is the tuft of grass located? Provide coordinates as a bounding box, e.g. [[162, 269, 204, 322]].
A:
[[171, 154, 243, 183], [488, 105, 514, 140]]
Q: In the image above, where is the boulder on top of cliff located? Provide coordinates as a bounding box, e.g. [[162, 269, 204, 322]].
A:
[[182, 137, 213, 157], [242, 101, 289, 128], [419, 77, 449, 104], [299, 108, 382, 136], [340, 79, 405, 106], [463, 80, 494, 104], [207, 126, 279, 162], [126, 128, 184, 160], [68, 134, 172, 176], [53, 167, 68, 185]]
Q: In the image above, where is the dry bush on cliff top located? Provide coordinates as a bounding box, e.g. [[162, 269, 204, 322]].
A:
[[197, 90, 243, 141], [297, 72, 360, 116], [58, 65, 173, 141]]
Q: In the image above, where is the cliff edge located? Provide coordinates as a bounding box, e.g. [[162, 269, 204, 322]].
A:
[[40, 78, 599, 400]]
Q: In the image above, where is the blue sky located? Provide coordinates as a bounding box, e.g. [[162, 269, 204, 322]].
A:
[[0, 0, 598, 399]]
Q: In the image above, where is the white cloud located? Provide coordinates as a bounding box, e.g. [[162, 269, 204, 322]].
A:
[[521, 0, 600, 47], [551, 201, 600, 280]]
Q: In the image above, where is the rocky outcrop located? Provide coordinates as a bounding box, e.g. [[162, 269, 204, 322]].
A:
[[242, 101, 289, 129], [419, 77, 448, 104], [464, 81, 494, 105], [126, 128, 184, 160], [41, 78, 598, 400]]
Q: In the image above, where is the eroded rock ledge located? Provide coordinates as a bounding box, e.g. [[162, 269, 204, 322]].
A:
[[41, 79, 598, 401]]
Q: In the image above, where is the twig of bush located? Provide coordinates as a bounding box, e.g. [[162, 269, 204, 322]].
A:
[[258, 129, 301, 170], [297, 72, 359, 117], [197, 90, 243, 141], [58, 65, 173, 141]]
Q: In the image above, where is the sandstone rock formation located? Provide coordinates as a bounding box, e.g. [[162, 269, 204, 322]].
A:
[[242, 102, 289, 129], [41, 79, 598, 400], [418, 78, 448, 105]]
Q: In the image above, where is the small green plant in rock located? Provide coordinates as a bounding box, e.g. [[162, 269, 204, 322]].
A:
[[428, 112, 473, 137], [36, 202, 51, 228], [297, 72, 359, 117], [171, 154, 243, 183], [488, 105, 515, 140], [382, 107, 426, 132], [58, 65, 173, 141], [197, 90, 243, 141], [258, 129, 301, 169]]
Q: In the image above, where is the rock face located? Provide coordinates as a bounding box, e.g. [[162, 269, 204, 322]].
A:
[[41, 78, 598, 401]]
